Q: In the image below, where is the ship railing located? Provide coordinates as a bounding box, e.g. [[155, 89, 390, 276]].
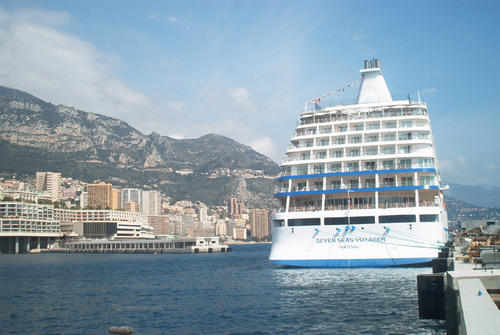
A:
[[379, 202, 416, 209], [419, 201, 441, 207], [278, 164, 438, 177], [287, 206, 322, 212]]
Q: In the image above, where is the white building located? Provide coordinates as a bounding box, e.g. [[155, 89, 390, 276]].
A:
[[36, 172, 61, 202], [143, 190, 162, 216]]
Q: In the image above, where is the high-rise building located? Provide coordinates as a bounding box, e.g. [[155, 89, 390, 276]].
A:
[[148, 215, 173, 235], [142, 190, 161, 215], [228, 197, 243, 220], [87, 182, 113, 209], [249, 209, 269, 240], [124, 201, 140, 213], [36, 172, 61, 202], [111, 188, 122, 210], [198, 207, 208, 228], [122, 188, 143, 213]]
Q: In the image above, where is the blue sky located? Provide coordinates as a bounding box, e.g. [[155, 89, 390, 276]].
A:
[[0, 0, 499, 187]]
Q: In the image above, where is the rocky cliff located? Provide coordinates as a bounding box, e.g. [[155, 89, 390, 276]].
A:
[[0, 86, 281, 209]]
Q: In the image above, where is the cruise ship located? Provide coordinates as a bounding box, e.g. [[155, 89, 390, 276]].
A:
[[270, 59, 448, 267]]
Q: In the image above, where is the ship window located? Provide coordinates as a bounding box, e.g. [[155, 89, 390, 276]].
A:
[[419, 176, 435, 186], [379, 215, 416, 223], [324, 217, 348, 225], [364, 161, 376, 170], [365, 179, 376, 188], [325, 216, 375, 225], [384, 134, 396, 142], [385, 122, 397, 129], [333, 137, 345, 145], [288, 218, 320, 226], [401, 120, 413, 128], [420, 215, 439, 223], [329, 163, 342, 172], [346, 162, 359, 171], [297, 166, 308, 175], [314, 182, 323, 190], [382, 160, 395, 170], [419, 158, 434, 168], [348, 180, 359, 189], [401, 177, 413, 186], [399, 159, 412, 169], [313, 165, 325, 174], [332, 150, 344, 158], [273, 220, 284, 227], [349, 136, 362, 144], [330, 180, 341, 189]]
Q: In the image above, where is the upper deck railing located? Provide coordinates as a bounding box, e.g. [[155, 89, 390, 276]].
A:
[[302, 94, 425, 113]]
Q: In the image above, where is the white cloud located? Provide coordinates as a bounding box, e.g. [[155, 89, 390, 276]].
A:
[[148, 12, 161, 20], [0, 7, 150, 121], [483, 162, 498, 171], [250, 137, 276, 159], [168, 15, 178, 22], [169, 102, 185, 110], [457, 156, 467, 165], [422, 88, 438, 94], [228, 87, 256, 111]]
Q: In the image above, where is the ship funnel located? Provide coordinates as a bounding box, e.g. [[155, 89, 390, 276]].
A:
[[356, 59, 392, 104], [365, 58, 381, 69]]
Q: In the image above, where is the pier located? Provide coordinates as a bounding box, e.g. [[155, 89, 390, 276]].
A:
[[53, 236, 231, 254], [418, 250, 500, 334]]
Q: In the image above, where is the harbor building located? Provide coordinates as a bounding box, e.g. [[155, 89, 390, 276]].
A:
[[54, 209, 154, 239], [0, 201, 62, 253]]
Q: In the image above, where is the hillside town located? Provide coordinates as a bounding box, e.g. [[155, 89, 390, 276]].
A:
[[0, 171, 272, 252]]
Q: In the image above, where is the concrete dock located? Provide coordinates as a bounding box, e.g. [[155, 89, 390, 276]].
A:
[[418, 252, 500, 334]]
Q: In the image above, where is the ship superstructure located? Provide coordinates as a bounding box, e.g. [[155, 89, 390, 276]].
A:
[[269, 59, 448, 267]]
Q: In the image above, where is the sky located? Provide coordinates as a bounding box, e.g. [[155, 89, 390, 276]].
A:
[[0, 0, 499, 187]]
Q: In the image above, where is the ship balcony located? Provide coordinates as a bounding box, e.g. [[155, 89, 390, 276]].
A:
[[276, 200, 441, 213], [278, 163, 437, 177], [274, 180, 439, 195]]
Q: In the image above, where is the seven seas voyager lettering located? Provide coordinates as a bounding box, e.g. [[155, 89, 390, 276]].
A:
[[315, 237, 386, 244]]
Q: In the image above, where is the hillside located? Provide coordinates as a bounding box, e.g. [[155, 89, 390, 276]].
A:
[[0, 86, 281, 209]]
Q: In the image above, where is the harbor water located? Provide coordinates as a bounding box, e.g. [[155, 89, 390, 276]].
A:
[[0, 243, 445, 334]]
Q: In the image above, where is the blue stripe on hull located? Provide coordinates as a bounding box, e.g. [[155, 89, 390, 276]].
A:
[[270, 257, 433, 268]]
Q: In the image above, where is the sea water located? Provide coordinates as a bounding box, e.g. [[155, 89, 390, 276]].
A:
[[0, 243, 445, 334]]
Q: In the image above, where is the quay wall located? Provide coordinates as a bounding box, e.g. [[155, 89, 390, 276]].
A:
[[418, 252, 500, 334]]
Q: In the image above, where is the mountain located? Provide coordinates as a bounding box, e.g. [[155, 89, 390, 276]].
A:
[[444, 182, 500, 208], [0, 86, 281, 209]]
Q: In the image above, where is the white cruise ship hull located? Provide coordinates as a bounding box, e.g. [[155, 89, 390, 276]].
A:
[[270, 209, 447, 268], [270, 59, 448, 268]]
